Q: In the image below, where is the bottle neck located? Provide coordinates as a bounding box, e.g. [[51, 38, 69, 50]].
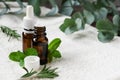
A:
[[24, 28, 34, 33]]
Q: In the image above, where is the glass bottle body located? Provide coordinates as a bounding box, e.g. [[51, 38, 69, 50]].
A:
[[33, 27, 48, 65], [22, 29, 34, 52]]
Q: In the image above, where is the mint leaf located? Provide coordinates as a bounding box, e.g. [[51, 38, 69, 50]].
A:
[[48, 38, 61, 54], [19, 60, 24, 68], [9, 51, 25, 62], [52, 50, 61, 58], [48, 38, 62, 62], [24, 48, 38, 56]]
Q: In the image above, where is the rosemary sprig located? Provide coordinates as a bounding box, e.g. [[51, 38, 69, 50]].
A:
[[0, 26, 21, 41], [21, 67, 37, 78], [37, 65, 59, 78], [21, 65, 59, 79]]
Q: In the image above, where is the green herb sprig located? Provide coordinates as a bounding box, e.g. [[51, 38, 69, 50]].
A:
[[48, 38, 62, 62], [9, 48, 38, 67], [21, 68, 37, 78], [37, 65, 59, 78], [21, 65, 59, 79], [0, 26, 21, 41]]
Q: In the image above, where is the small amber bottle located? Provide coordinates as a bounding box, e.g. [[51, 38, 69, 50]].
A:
[[32, 26, 48, 65], [22, 29, 34, 52]]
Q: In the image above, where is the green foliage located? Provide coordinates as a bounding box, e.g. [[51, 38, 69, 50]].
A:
[[113, 15, 120, 36], [96, 19, 118, 42], [97, 31, 114, 43], [9, 48, 38, 67], [60, 18, 77, 34], [37, 65, 59, 78], [24, 48, 38, 56], [60, 0, 73, 16], [0, 0, 24, 15], [0, 26, 21, 41], [46, 0, 59, 16], [28, 0, 41, 17], [48, 38, 62, 62], [21, 65, 59, 79], [21, 68, 37, 78], [9, 51, 25, 62]]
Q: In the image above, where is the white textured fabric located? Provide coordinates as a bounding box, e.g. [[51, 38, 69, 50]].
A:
[[1, 6, 120, 80]]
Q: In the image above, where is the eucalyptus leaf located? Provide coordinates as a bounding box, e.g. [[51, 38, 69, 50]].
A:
[[75, 18, 84, 30], [60, 18, 76, 33], [83, 9, 95, 24], [46, 0, 59, 16], [113, 15, 120, 27], [98, 31, 114, 43], [108, 1, 118, 14], [94, 7, 108, 21], [96, 19, 117, 33], [0, 0, 10, 16], [60, 0, 73, 16], [28, 0, 41, 17], [99, 7, 108, 19]]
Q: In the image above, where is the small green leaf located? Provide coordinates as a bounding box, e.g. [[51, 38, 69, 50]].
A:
[[60, 0, 73, 16], [9, 51, 25, 62], [113, 15, 120, 27], [48, 38, 61, 53], [60, 18, 76, 33], [96, 19, 114, 31], [37, 65, 59, 78], [21, 71, 37, 78], [99, 7, 108, 19], [48, 38, 62, 62], [52, 50, 61, 58], [83, 10, 95, 24], [108, 1, 118, 14], [19, 60, 24, 68], [75, 18, 84, 30], [98, 31, 114, 43], [24, 48, 38, 56], [46, 0, 59, 16], [28, 0, 41, 17]]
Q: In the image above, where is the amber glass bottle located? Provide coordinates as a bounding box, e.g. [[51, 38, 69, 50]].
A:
[[33, 26, 48, 65], [22, 29, 34, 52]]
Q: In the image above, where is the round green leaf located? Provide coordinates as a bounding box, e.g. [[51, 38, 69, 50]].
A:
[[83, 10, 95, 24], [98, 31, 114, 43], [9, 51, 25, 62], [113, 15, 120, 27], [24, 48, 38, 56]]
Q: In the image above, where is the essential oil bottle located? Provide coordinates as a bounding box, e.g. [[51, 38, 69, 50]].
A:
[[32, 26, 48, 65], [22, 29, 34, 52], [22, 5, 36, 51]]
